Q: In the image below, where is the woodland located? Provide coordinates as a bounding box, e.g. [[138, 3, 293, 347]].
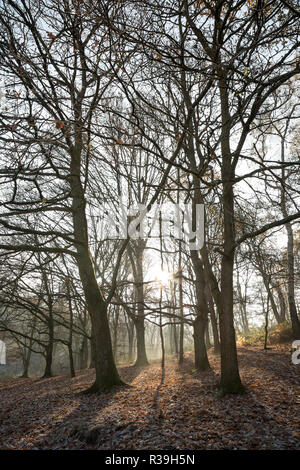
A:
[[0, 0, 299, 452]]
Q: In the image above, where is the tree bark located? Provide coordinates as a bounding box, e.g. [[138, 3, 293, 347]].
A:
[[275, 285, 286, 323], [70, 144, 123, 392], [280, 136, 300, 338], [68, 344, 76, 378], [178, 266, 184, 364], [126, 317, 135, 363], [261, 274, 283, 325], [134, 317, 148, 366], [42, 312, 54, 378], [43, 339, 53, 378], [194, 316, 210, 370], [205, 321, 212, 350], [205, 283, 221, 353], [88, 335, 95, 369], [190, 251, 210, 370], [173, 319, 179, 355], [67, 280, 75, 377], [21, 318, 36, 378], [129, 242, 149, 367], [79, 336, 89, 369], [21, 349, 31, 378], [218, 75, 244, 395]]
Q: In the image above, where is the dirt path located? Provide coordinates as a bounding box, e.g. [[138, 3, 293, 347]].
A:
[[0, 345, 299, 450]]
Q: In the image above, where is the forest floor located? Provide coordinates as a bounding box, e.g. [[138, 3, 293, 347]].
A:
[[0, 344, 299, 450]]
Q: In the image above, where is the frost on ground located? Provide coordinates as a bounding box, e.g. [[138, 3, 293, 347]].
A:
[[0, 345, 299, 450]]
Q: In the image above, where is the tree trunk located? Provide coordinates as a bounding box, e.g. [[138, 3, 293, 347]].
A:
[[219, 239, 244, 393], [236, 270, 250, 333], [112, 310, 119, 359], [218, 76, 244, 395], [159, 306, 165, 369], [68, 344, 76, 378], [178, 239, 184, 364], [194, 316, 210, 370], [42, 314, 54, 378], [275, 285, 286, 323], [128, 330, 134, 363], [178, 270, 184, 364], [77, 260, 123, 391], [264, 293, 270, 350], [21, 318, 36, 378], [179, 60, 209, 369], [286, 223, 300, 338], [89, 334, 95, 369], [43, 341, 53, 378], [130, 242, 149, 367], [170, 318, 178, 355], [21, 349, 31, 378], [67, 280, 75, 377], [202, 236, 242, 392], [262, 273, 283, 325], [205, 283, 221, 353], [70, 144, 123, 392], [126, 318, 135, 363], [205, 321, 212, 350], [173, 320, 179, 355], [134, 317, 148, 366], [190, 251, 210, 370], [79, 336, 89, 369], [280, 136, 300, 338]]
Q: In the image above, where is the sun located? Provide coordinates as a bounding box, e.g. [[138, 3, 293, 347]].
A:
[[154, 268, 170, 285], [146, 262, 172, 286]]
